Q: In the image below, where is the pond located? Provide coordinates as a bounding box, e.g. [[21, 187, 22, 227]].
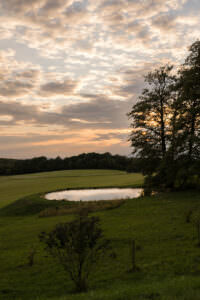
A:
[[45, 188, 143, 202]]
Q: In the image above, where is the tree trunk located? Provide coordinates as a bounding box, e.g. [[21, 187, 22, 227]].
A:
[[170, 106, 178, 160], [188, 110, 196, 159], [160, 97, 166, 158]]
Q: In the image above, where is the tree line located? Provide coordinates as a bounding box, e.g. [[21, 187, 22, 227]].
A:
[[128, 41, 200, 191], [0, 152, 141, 175]]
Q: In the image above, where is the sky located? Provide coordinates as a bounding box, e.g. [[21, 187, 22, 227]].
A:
[[0, 0, 199, 158]]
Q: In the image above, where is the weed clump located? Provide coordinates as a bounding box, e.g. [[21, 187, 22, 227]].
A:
[[27, 247, 37, 267], [39, 199, 125, 217]]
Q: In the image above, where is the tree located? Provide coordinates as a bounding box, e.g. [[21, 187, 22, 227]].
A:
[[128, 65, 175, 174], [128, 41, 200, 190], [179, 40, 200, 160], [39, 215, 111, 292]]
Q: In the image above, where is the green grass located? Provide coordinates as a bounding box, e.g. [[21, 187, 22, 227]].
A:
[[0, 169, 143, 208], [0, 170, 200, 299]]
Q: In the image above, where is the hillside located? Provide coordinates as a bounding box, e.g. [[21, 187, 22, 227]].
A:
[[0, 170, 200, 299]]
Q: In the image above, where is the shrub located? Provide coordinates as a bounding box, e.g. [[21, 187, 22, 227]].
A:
[[185, 209, 193, 223], [39, 215, 111, 292]]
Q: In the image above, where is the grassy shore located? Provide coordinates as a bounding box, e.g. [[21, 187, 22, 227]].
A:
[[0, 170, 200, 299]]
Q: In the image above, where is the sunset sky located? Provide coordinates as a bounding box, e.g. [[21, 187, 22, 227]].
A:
[[0, 0, 199, 158]]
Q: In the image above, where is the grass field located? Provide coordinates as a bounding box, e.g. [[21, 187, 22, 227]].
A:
[[0, 170, 200, 299], [0, 169, 143, 208]]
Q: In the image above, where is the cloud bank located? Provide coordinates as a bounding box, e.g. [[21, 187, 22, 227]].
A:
[[0, 0, 199, 157]]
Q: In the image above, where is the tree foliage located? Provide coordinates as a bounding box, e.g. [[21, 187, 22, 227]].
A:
[[0, 152, 141, 175], [129, 41, 200, 190], [178, 40, 200, 160], [128, 65, 175, 173]]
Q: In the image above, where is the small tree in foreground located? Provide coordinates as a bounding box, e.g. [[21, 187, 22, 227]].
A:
[[39, 215, 111, 292]]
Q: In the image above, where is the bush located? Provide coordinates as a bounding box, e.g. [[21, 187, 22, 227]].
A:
[[39, 215, 111, 292], [144, 158, 200, 192]]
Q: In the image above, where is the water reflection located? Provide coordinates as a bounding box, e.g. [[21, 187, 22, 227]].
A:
[[45, 188, 143, 201]]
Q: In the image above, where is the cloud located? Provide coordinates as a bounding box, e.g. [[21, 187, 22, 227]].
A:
[[60, 96, 131, 129], [15, 69, 40, 80], [0, 80, 34, 97], [0, 0, 199, 158], [0, 94, 132, 130], [0, 101, 39, 123], [0, 130, 130, 158], [0, 0, 192, 60], [39, 79, 79, 97], [108, 62, 161, 98], [151, 13, 177, 33], [0, 50, 82, 99], [0, 97, 132, 157], [126, 0, 187, 18], [0, 0, 44, 14], [39, 0, 70, 16], [0, 49, 43, 97], [63, 1, 90, 24]]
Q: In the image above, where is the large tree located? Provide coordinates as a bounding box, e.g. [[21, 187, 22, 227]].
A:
[[128, 65, 175, 174], [128, 41, 200, 189], [178, 41, 200, 160]]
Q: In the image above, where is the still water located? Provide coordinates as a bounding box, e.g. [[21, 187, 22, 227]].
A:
[[45, 188, 143, 201]]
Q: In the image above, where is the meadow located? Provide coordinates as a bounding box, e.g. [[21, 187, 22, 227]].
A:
[[0, 170, 200, 299]]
